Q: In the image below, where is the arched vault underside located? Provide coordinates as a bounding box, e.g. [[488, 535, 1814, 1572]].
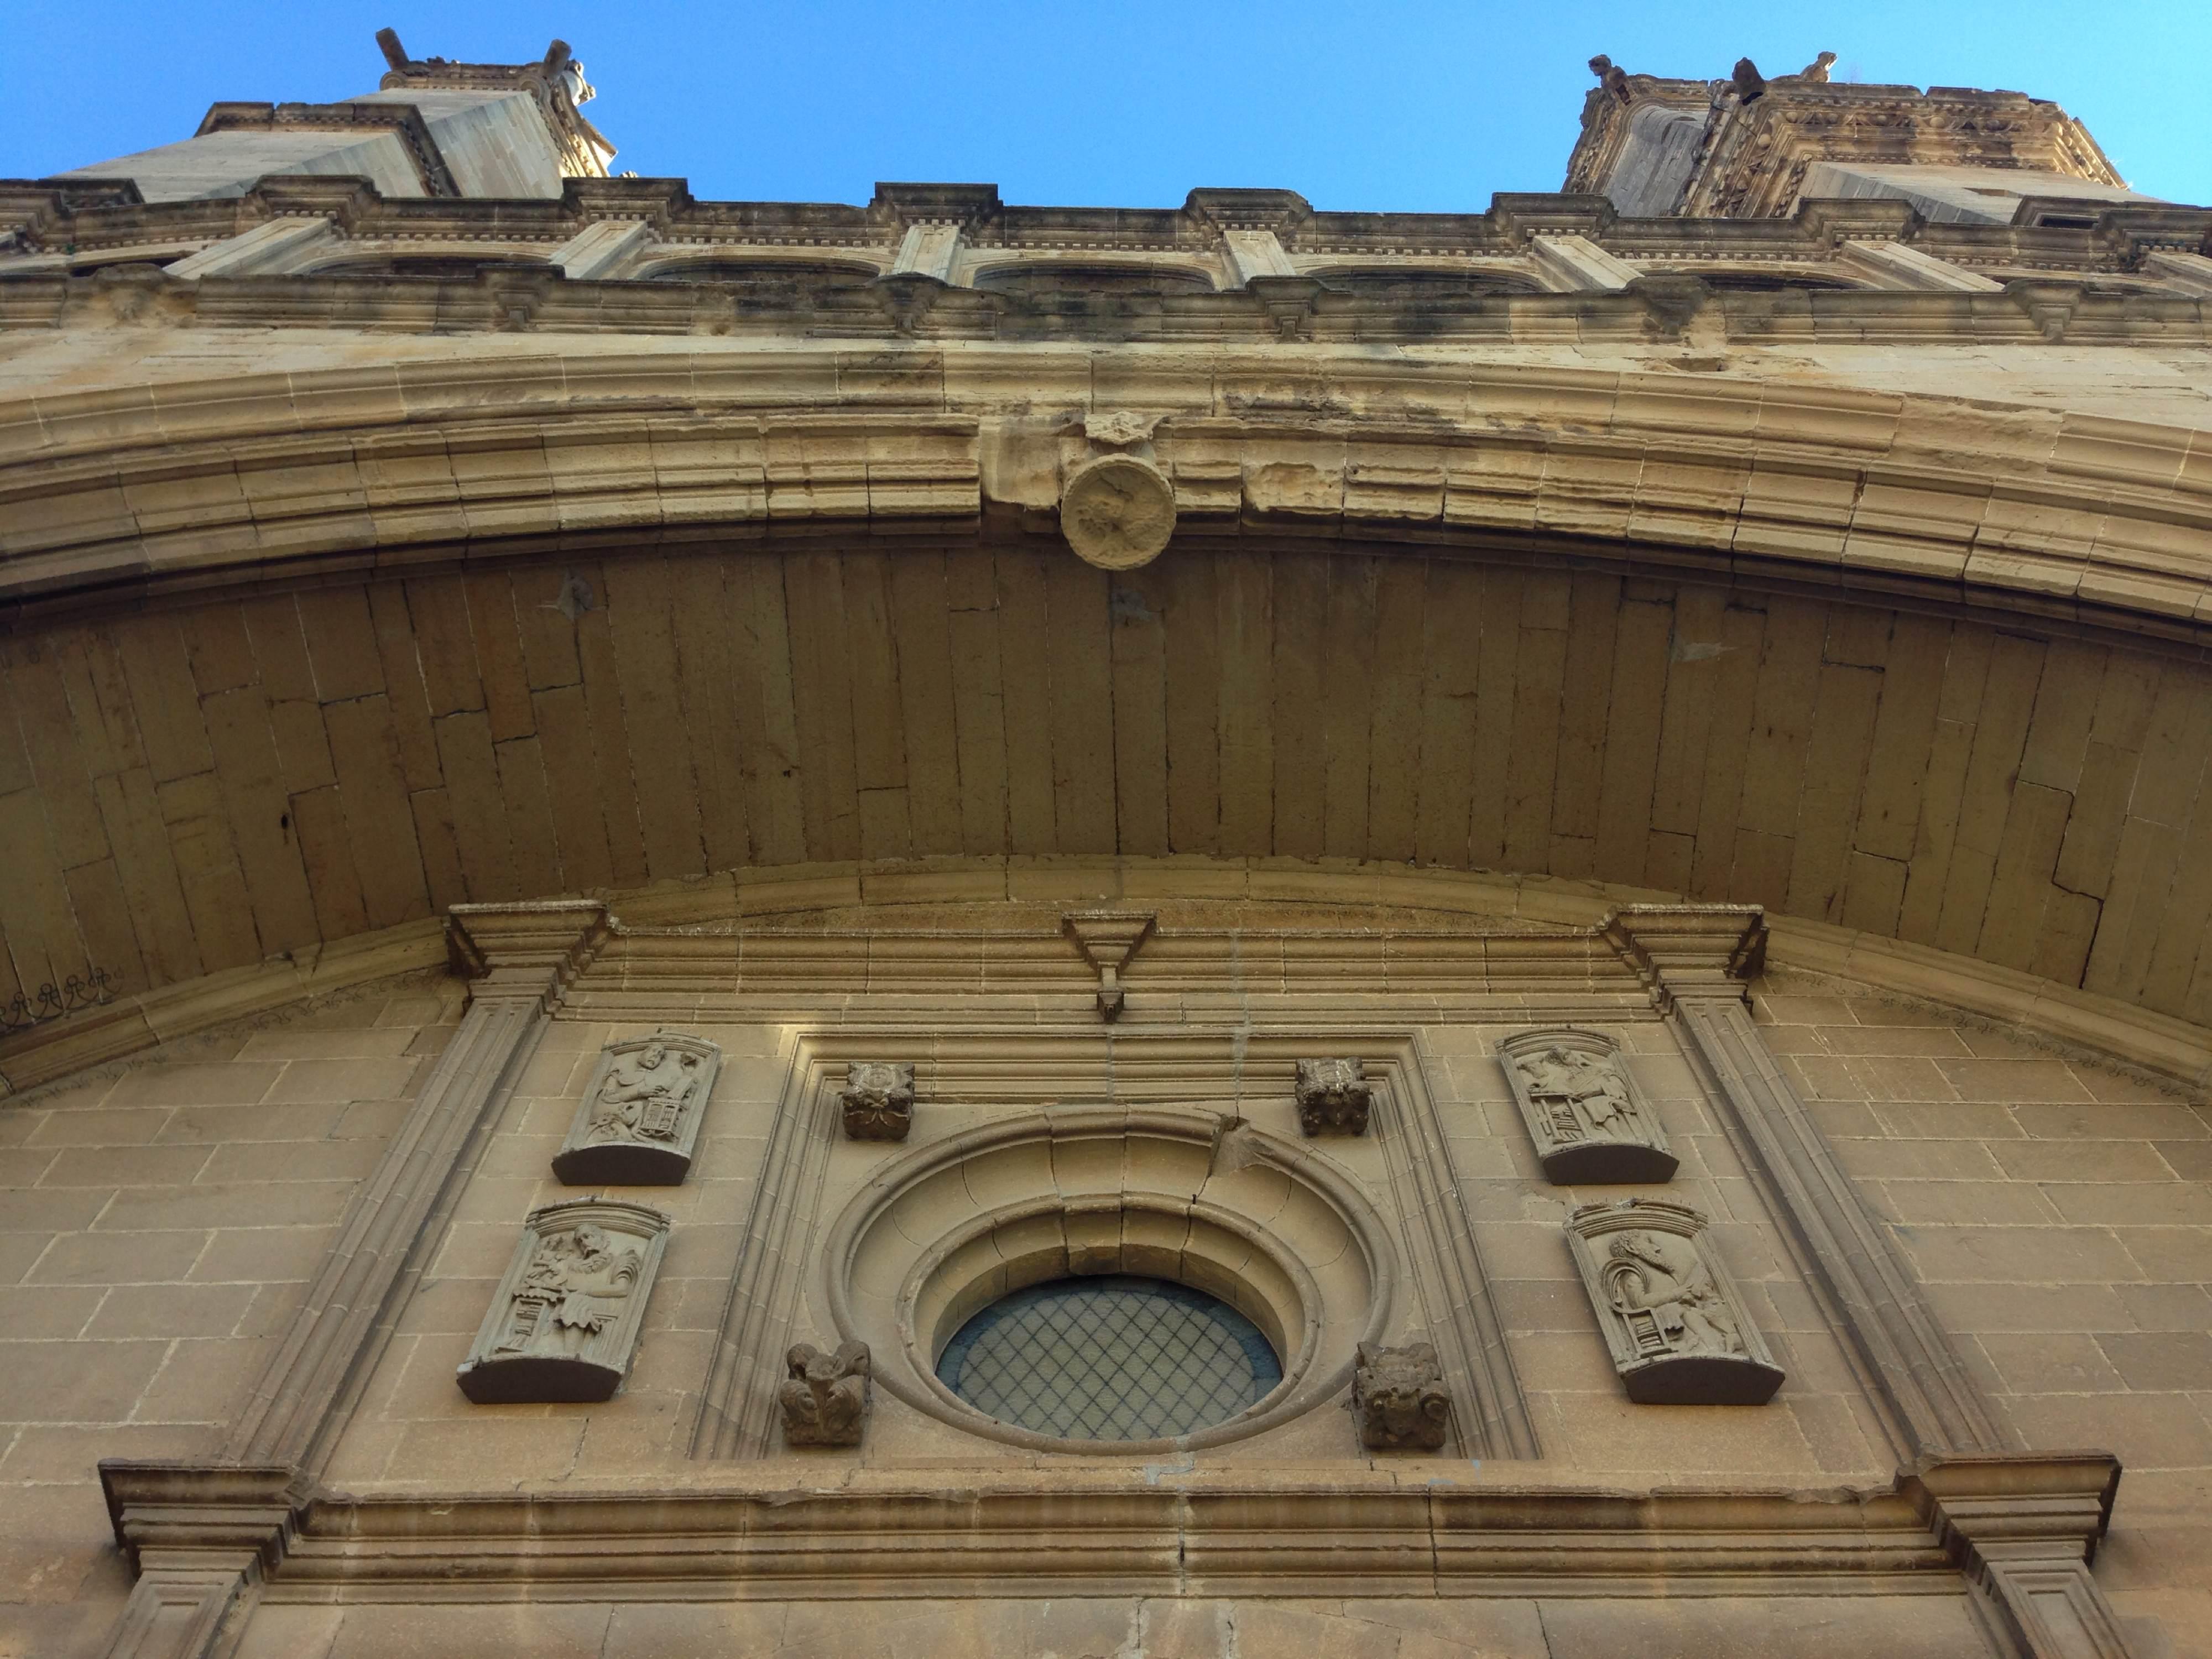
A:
[[4, 341, 2212, 1087]]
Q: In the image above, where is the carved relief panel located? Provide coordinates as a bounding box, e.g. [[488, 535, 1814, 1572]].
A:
[[553, 1034, 721, 1185], [1565, 1198, 1784, 1405], [456, 1199, 670, 1404], [1500, 1029, 1676, 1184]]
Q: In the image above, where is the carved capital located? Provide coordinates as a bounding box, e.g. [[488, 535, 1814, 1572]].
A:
[[1907, 1453, 2130, 1658], [841, 1061, 916, 1141], [1601, 904, 1766, 1008], [780, 1339, 872, 1446], [554, 1032, 721, 1183], [1353, 1342, 1451, 1451], [445, 899, 614, 1011], [1296, 1057, 1372, 1136], [1566, 1198, 1785, 1405], [97, 1461, 300, 1574], [457, 1199, 670, 1404]]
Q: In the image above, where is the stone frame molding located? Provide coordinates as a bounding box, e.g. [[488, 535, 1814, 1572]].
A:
[[818, 1105, 1394, 1454]]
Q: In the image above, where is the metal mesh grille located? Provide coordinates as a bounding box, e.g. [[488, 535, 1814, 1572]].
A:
[[935, 1275, 1282, 1441]]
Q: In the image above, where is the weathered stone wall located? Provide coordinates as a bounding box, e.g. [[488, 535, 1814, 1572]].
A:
[[3, 931, 2209, 1655], [0, 984, 458, 1657], [1752, 982, 2212, 1648]]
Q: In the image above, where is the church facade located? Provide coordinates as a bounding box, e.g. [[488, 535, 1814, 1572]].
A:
[[2, 33, 2210, 1658]]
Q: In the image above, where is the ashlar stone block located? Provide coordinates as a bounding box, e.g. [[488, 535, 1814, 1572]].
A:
[[1566, 1198, 1785, 1405], [456, 1198, 670, 1404], [551, 1034, 720, 1185], [1501, 1029, 1677, 1184]]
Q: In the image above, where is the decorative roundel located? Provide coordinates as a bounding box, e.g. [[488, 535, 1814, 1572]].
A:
[[1060, 452, 1177, 570]]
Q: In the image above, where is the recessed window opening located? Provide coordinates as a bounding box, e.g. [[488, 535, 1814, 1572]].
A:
[[935, 1274, 1283, 1441]]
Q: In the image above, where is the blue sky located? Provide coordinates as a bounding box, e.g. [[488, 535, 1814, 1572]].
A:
[[7, 1, 2208, 212]]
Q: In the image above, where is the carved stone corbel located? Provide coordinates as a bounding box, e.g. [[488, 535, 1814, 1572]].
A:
[[1500, 1028, 1676, 1183], [1062, 910, 1155, 1021], [457, 1199, 670, 1404], [841, 1061, 915, 1140], [553, 1032, 721, 1183], [1566, 1197, 1786, 1405], [1296, 1056, 1371, 1136], [1352, 1342, 1452, 1451], [779, 1339, 872, 1446]]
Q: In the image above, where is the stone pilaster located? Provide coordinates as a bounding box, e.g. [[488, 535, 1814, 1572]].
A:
[[1606, 905, 2138, 1659], [92, 901, 611, 1659]]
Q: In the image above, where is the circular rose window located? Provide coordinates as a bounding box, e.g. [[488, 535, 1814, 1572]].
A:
[[935, 1274, 1284, 1441]]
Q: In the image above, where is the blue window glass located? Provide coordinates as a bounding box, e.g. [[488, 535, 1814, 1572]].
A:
[[935, 1274, 1283, 1441]]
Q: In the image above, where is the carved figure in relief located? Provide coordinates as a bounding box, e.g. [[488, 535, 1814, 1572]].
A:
[[585, 1041, 700, 1145], [780, 1339, 872, 1446], [1500, 1030, 1676, 1185], [1563, 1198, 1783, 1406], [1604, 1229, 1744, 1360], [458, 1198, 669, 1404], [552, 1034, 721, 1186], [1518, 1045, 1634, 1141], [1352, 1342, 1451, 1451], [502, 1222, 643, 1360], [1296, 1057, 1372, 1137]]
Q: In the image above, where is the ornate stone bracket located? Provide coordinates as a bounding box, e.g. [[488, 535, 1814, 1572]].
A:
[[1566, 1197, 1786, 1405], [1061, 910, 1155, 1020], [1295, 1056, 1372, 1136], [553, 1032, 720, 1183], [1500, 1027, 1676, 1183], [841, 1061, 915, 1141], [779, 1339, 872, 1446], [456, 1199, 670, 1404], [1352, 1342, 1451, 1451]]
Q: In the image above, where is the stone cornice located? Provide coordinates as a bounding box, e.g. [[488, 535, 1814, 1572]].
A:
[[9, 861, 2211, 1095], [3, 356, 2208, 642], [86, 1456, 2115, 1601]]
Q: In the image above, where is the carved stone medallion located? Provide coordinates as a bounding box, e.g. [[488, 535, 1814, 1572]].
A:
[[1500, 1029, 1677, 1185], [780, 1338, 872, 1446], [1295, 1057, 1371, 1136], [841, 1061, 915, 1141], [456, 1198, 670, 1404], [1061, 452, 1177, 570], [1565, 1198, 1785, 1406], [552, 1033, 721, 1186], [1352, 1342, 1452, 1451]]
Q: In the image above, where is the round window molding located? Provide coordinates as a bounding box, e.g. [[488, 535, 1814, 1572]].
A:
[[820, 1106, 1397, 1454]]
